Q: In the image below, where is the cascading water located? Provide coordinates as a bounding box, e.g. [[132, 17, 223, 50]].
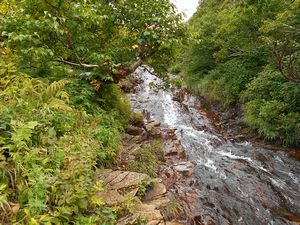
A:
[[129, 67, 300, 225]]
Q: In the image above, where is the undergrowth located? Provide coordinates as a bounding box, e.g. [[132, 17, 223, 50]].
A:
[[0, 50, 128, 224]]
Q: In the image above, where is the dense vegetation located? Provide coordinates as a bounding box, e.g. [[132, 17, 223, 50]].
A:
[[0, 0, 184, 224], [179, 0, 300, 146]]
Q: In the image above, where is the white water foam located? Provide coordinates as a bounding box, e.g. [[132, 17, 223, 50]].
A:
[[218, 151, 253, 162]]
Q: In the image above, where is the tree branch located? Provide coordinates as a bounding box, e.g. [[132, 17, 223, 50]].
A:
[[57, 58, 99, 68], [140, 65, 156, 76]]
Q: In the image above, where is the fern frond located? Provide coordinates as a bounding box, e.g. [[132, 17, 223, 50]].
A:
[[56, 91, 70, 103], [47, 98, 73, 112], [44, 80, 69, 100]]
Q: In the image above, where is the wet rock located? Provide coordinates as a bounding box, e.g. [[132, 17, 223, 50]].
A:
[[164, 141, 185, 158], [144, 183, 167, 200], [289, 150, 300, 161], [173, 162, 195, 177], [142, 109, 151, 120], [146, 120, 161, 131], [134, 77, 144, 84], [172, 89, 189, 103], [235, 134, 245, 142], [149, 127, 162, 138], [192, 125, 209, 131], [162, 129, 177, 140], [125, 125, 144, 136]]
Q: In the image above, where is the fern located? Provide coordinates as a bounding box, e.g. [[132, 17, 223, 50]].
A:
[[44, 80, 70, 100]]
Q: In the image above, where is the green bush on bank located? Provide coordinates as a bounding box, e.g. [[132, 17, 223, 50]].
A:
[[187, 60, 253, 106], [242, 68, 300, 145]]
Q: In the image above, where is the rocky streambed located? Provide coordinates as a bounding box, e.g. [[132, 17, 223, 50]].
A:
[[126, 67, 300, 225], [96, 116, 198, 224]]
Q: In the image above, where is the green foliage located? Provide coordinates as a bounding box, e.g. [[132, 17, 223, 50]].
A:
[[132, 216, 147, 225], [130, 111, 144, 126], [128, 140, 164, 177], [160, 199, 183, 220], [98, 84, 132, 124], [0, 0, 185, 81], [119, 76, 135, 93], [0, 0, 186, 223], [187, 60, 253, 106], [137, 178, 156, 198], [242, 68, 300, 145], [180, 0, 300, 145], [0, 51, 123, 224]]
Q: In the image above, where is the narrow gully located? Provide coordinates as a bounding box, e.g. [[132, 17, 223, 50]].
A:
[[129, 67, 300, 225]]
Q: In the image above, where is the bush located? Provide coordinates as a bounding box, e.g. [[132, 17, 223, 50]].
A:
[[187, 60, 253, 106], [242, 68, 300, 145], [130, 111, 144, 126], [97, 84, 132, 124]]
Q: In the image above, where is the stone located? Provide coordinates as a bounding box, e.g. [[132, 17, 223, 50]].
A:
[[146, 120, 161, 131], [145, 196, 170, 208], [166, 222, 186, 225], [144, 183, 167, 200], [97, 170, 149, 191], [161, 129, 177, 140], [127, 188, 139, 197], [96, 190, 124, 206], [173, 162, 195, 177], [110, 171, 149, 190], [136, 207, 163, 222], [125, 125, 144, 136], [149, 127, 162, 138]]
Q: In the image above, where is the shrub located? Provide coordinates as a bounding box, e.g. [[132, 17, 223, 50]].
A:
[[97, 84, 132, 124], [242, 68, 300, 145], [186, 60, 253, 106], [130, 111, 144, 126]]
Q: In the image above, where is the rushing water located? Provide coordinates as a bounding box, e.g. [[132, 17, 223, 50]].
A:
[[129, 67, 300, 225]]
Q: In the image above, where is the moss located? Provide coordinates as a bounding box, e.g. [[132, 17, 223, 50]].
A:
[[130, 111, 144, 126]]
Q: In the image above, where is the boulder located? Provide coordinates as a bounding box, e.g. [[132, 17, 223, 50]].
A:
[[125, 125, 144, 136], [96, 190, 124, 206], [146, 120, 161, 131], [145, 196, 170, 208], [173, 162, 195, 177], [166, 222, 186, 225], [97, 170, 149, 191], [144, 183, 167, 201]]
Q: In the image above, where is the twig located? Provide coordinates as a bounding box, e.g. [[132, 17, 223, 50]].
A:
[[56, 58, 99, 68], [140, 65, 156, 76]]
